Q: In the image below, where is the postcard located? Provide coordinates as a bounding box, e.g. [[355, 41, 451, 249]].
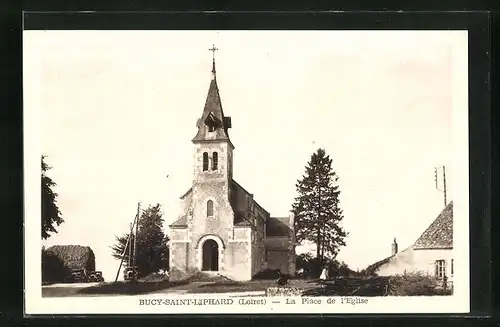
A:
[[24, 30, 469, 315]]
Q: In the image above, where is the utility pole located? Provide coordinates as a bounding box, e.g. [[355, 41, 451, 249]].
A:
[[114, 209, 139, 283], [443, 166, 447, 206], [128, 222, 133, 267], [434, 166, 447, 207], [132, 202, 141, 280]]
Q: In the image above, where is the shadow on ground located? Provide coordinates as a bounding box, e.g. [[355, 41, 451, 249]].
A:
[[77, 280, 189, 295], [190, 280, 271, 294]]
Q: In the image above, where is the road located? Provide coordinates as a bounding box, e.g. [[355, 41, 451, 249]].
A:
[[43, 282, 101, 288]]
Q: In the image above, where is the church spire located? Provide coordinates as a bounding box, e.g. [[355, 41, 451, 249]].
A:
[[209, 44, 218, 80], [192, 45, 233, 147]]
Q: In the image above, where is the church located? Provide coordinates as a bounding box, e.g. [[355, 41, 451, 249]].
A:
[[168, 48, 296, 281]]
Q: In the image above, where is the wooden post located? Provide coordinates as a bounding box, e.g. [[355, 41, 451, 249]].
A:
[[132, 202, 141, 279], [443, 166, 447, 206], [128, 223, 132, 267], [114, 211, 138, 283], [434, 166, 448, 207]]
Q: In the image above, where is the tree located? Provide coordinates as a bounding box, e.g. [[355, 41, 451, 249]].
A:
[[111, 203, 169, 277], [291, 148, 347, 264], [42, 155, 64, 239]]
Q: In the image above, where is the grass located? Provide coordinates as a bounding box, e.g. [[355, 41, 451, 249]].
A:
[[386, 273, 453, 296], [42, 273, 453, 297]]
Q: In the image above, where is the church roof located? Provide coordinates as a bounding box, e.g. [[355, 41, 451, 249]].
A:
[[231, 180, 269, 226], [192, 62, 232, 145], [170, 215, 188, 228], [413, 201, 453, 249], [172, 179, 270, 228], [266, 217, 293, 237], [179, 187, 192, 200]]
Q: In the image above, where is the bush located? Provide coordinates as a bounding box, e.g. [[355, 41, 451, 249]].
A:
[[253, 269, 281, 280], [387, 272, 452, 296], [42, 250, 71, 283], [139, 272, 168, 283], [45, 245, 96, 271]]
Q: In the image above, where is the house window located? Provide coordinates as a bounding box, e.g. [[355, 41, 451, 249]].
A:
[[208, 124, 215, 132], [202, 152, 209, 171], [207, 200, 214, 217], [212, 152, 218, 170], [435, 260, 446, 279], [451, 259, 454, 276]]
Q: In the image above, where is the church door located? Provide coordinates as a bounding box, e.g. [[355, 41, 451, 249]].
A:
[[202, 239, 219, 271]]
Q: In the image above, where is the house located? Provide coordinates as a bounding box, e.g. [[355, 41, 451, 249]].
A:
[[365, 201, 454, 282], [168, 53, 295, 281]]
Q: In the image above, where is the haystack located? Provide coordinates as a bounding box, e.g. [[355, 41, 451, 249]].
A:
[[45, 245, 96, 272]]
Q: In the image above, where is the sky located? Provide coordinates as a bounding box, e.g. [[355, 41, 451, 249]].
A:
[[24, 30, 466, 282]]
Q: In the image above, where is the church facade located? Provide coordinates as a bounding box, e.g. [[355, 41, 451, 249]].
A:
[[168, 56, 296, 281]]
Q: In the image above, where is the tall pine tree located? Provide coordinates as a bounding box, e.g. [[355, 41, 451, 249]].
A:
[[111, 203, 169, 277], [42, 155, 64, 239], [292, 148, 347, 264]]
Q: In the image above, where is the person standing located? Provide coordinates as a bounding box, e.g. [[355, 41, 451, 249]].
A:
[[319, 266, 328, 281]]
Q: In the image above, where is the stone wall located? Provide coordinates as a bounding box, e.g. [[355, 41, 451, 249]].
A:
[[169, 242, 189, 272], [227, 239, 252, 281], [251, 213, 266, 276], [193, 142, 233, 182]]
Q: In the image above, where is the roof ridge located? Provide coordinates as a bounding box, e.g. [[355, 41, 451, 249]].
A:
[[413, 202, 453, 249], [231, 179, 269, 215]]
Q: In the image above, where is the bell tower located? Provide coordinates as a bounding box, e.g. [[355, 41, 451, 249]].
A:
[[192, 45, 234, 184]]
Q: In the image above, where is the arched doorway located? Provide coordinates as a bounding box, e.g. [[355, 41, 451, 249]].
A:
[[202, 239, 219, 271]]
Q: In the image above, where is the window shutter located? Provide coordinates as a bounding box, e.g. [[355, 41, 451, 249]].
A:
[[435, 261, 439, 277]]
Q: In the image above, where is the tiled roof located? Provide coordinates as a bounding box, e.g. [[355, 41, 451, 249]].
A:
[[266, 217, 292, 237], [170, 215, 188, 228], [230, 179, 271, 227], [174, 179, 270, 227], [363, 254, 395, 275], [413, 201, 453, 249], [364, 201, 454, 274], [231, 180, 268, 214], [363, 245, 414, 275], [179, 187, 192, 200]]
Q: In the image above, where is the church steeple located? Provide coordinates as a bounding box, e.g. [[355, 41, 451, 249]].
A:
[[211, 44, 217, 80], [192, 45, 233, 147]]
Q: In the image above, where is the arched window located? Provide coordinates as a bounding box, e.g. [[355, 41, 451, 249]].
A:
[[202, 152, 209, 171], [212, 152, 218, 171], [207, 200, 214, 217]]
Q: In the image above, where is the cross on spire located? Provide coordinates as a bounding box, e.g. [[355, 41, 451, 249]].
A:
[[209, 44, 218, 61], [208, 44, 218, 77]]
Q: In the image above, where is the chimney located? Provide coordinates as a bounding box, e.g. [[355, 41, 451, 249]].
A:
[[392, 238, 398, 256]]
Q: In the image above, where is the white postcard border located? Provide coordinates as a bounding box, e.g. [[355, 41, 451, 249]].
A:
[[24, 30, 470, 315]]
